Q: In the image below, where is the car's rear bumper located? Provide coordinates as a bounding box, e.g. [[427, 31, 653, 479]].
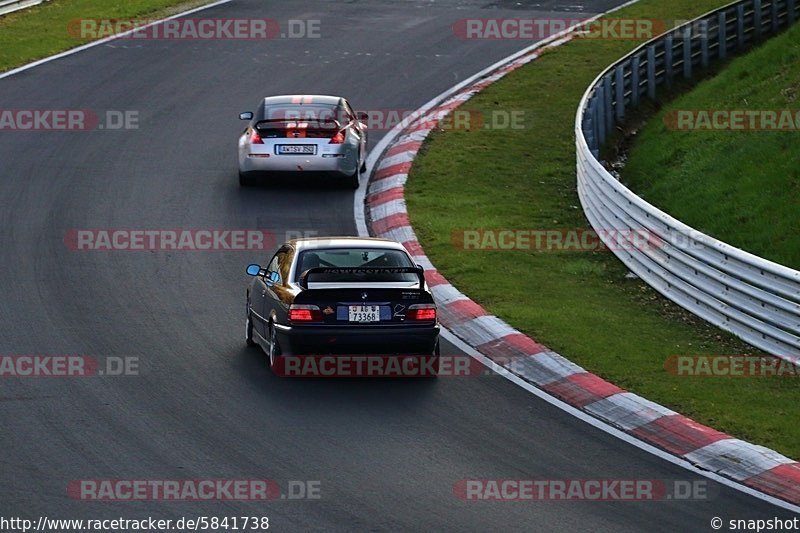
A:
[[274, 323, 440, 356], [240, 153, 357, 175]]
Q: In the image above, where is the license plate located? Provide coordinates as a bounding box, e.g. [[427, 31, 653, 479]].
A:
[[348, 305, 380, 323], [277, 145, 315, 155]]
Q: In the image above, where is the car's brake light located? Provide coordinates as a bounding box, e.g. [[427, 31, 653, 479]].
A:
[[250, 129, 264, 144], [329, 130, 345, 144], [407, 304, 436, 321], [289, 304, 323, 322]]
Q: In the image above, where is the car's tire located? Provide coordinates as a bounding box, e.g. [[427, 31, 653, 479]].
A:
[[245, 312, 256, 347], [268, 323, 282, 374], [346, 169, 360, 190], [428, 341, 441, 377], [239, 170, 255, 187], [347, 151, 363, 189]]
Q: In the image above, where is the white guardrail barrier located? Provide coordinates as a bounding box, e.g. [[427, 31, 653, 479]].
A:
[[0, 0, 46, 17], [576, 0, 800, 360]]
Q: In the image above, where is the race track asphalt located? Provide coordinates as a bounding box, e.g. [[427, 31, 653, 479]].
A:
[[0, 0, 795, 530]]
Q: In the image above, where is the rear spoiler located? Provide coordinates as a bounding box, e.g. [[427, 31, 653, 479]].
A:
[[255, 118, 341, 129], [299, 266, 426, 290]]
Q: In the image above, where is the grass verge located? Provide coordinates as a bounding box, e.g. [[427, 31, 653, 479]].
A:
[[0, 0, 210, 73], [406, 0, 800, 459], [622, 22, 800, 270]]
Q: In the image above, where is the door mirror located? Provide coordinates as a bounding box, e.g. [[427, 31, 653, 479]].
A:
[[268, 271, 280, 283], [239, 111, 253, 121], [246, 264, 262, 276]]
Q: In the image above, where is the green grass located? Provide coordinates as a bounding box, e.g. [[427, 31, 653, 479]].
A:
[[406, 0, 800, 459], [0, 0, 205, 73], [623, 23, 800, 270]]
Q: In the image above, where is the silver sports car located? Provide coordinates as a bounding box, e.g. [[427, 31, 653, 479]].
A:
[[237, 95, 368, 188]]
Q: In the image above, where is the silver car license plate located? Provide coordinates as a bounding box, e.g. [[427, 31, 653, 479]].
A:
[[277, 145, 316, 155]]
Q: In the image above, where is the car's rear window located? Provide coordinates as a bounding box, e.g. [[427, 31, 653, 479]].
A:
[[263, 103, 343, 123], [295, 248, 417, 283]]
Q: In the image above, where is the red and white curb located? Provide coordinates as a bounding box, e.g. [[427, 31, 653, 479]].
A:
[[356, 30, 800, 510]]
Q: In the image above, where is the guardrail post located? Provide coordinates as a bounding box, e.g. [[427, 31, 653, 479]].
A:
[[597, 85, 607, 145], [754, 0, 762, 38], [700, 20, 709, 67], [790, 0, 796, 24], [583, 111, 596, 154], [615, 64, 625, 122], [718, 12, 728, 59], [590, 98, 600, 158], [683, 30, 692, 79], [737, 4, 746, 47], [603, 75, 613, 133], [646, 45, 656, 100], [631, 54, 641, 106], [664, 35, 674, 86], [771, 0, 779, 32]]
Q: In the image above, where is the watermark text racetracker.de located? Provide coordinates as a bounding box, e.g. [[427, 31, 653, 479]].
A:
[[451, 228, 721, 252], [265, 106, 528, 132], [453, 18, 667, 40], [359, 108, 527, 132], [65, 229, 276, 251], [68, 479, 321, 501], [664, 109, 800, 131], [0, 110, 139, 131], [68, 18, 321, 40], [665, 355, 800, 378], [453, 228, 663, 252], [454, 479, 714, 501], [0, 355, 139, 377], [272, 355, 495, 378]]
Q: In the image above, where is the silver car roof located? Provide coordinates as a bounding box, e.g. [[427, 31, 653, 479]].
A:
[[288, 236, 407, 253], [262, 95, 342, 107]]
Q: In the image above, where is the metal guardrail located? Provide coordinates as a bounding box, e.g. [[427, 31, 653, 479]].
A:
[[0, 0, 46, 17], [576, 0, 800, 360]]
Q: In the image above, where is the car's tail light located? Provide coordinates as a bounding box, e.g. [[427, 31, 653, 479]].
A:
[[250, 129, 264, 144], [329, 130, 345, 144], [289, 304, 323, 322], [407, 304, 436, 321]]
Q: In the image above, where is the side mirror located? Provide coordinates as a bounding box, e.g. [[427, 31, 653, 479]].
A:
[[269, 271, 280, 283], [239, 111, 253, 121], [246, 264, 262, 276]]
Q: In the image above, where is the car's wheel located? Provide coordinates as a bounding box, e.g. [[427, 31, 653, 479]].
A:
[[346, 151, 363, 189], [428, 341, 441, 377], [239, 170, 255, 187], [346, 167, 360, 190], [360, 146, 367, 173], [268, 323, 282, 374], [245, 312, 256, 347]]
